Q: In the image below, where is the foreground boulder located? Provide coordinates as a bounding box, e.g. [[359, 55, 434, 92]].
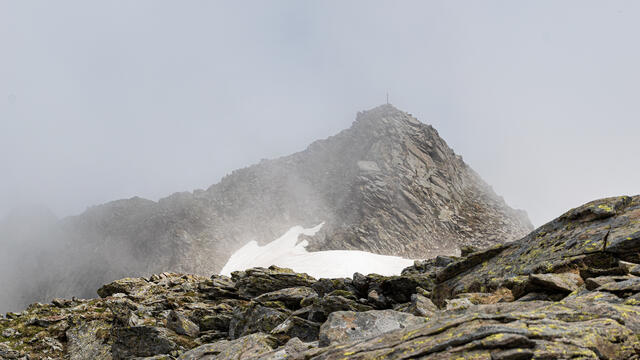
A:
[[306, 300, 640, 359], [1, 195, 640, 359], [319, 310, 427, 346], [178, 333, 276, 360]]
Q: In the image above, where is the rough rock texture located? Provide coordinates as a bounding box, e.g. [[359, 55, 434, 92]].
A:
[[0, 104, 532, 312], [3, 195, 640, 359], [318, 310, 427, 346]]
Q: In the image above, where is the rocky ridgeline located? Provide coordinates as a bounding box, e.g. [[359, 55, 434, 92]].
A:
[[2, 195, 639, 360], [1, 104, 532, 312]]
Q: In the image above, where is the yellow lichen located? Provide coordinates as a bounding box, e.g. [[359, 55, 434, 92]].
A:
[[598, 204, 613, 212]]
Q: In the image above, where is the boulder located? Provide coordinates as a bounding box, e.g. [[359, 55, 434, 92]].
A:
[[202, 276, 238, 299], [199, 313, 233, 332], [596, 277, 640, 296], [111, 326, 177, 359], [628, 263, 640, 277], [270, 316, 321, 342], [379, 275, 435, 303], [97, 277, 151, 298], [0, 343, 24, 359], [445, 298, 474, 311], [177, 333, 276, 360], [306, 295, 373, 323], [318, 310, 427, 346], [232, 267, 316, 298], [529, 272, 582, 293], [584, 275, 632, 290], [402, 293, 438, 318], [167, 310, 200, 337], [254, 287, 317, 310], [432, 196, 638, 306], [65, 320, 112, 360], [307, 300, 640, 359], [229, 303, 289, 339], [311, 278, 357, 298], [252, 337, 318, 360]]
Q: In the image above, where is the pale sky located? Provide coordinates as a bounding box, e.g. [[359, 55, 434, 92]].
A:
[[1, 1, 639, 226]]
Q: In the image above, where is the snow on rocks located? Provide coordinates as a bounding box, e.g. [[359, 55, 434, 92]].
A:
[[220, 223, 415, 278]]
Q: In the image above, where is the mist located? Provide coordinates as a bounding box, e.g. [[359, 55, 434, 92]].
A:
[[1, 1, 640, 312]]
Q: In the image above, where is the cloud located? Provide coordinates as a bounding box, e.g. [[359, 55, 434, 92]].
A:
[[1, 0, 638, 226]]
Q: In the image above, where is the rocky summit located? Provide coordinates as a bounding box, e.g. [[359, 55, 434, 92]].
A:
[[1, 104, 531, 312], [2, 195, 640, 359]]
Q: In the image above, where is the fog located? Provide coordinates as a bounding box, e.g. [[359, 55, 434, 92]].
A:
[[2, 1, 639, 226], [1, 2, 640, 312]]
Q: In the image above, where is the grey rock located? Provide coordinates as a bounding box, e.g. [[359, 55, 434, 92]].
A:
[[445, 298, 474, 311], [177, 333, 275, 360], [254, 287, 316, 310], [366, 289, 387, 308], [306, 295, 373, 323], [311, 278, 356, 298], [432, 196, 638, 306], [202, 276, 238, 299], [66, 320, 112, 360], [97, 277, 150, 298], [584, 275, 632, 290], [167, 310, 200, 337], [1, 328, 19, 338], [270, 316, 320, 342], [111, 326, 177, 360], [404, 293, 438, 318], [310, 299, 640, 359], [318, 309, 427, 346], [596, 277, 640, 296], [252, 337, 317, 360], [199, 313, 232, 332], [435, 255, 456, 267], [232, 267, 316, 299], [229, 303, 289, 339], [517, 292, 552, 302], [628, 263, 640, 277], [0, 343, 24, 359], [529, 272, 581, 293], [491, 348, 534, 360]]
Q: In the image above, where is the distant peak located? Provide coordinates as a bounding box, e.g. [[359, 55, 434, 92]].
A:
[[358, 104, 404, 117], [354, 104, 420, 129]]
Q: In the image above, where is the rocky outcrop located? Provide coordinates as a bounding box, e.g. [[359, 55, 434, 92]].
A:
[[0, 104, 532, 312], [2, 195, 640, 359]]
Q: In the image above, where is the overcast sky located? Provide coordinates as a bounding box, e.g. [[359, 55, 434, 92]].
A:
[[1, 1, 639, 227]]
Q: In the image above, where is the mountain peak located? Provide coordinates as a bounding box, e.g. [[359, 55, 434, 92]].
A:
[[354, 104, 421, 128], [1, 105, 533, 312]]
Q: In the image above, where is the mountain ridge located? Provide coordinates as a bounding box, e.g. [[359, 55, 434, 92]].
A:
[[0, 104, 532, 312]]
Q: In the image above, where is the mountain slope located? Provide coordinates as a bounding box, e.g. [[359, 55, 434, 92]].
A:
[[2, 195, 639, 360], [1, 104, 532, 311]]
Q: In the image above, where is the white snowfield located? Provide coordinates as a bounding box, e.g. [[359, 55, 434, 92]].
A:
[[220, 223, 415, 278]]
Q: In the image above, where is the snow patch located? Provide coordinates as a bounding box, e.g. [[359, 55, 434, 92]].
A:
[[220, 223, 415, 278]]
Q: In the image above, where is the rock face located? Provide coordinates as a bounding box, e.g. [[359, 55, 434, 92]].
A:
[[1, 104, 532, 312], [2, 195, 640, 360]]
